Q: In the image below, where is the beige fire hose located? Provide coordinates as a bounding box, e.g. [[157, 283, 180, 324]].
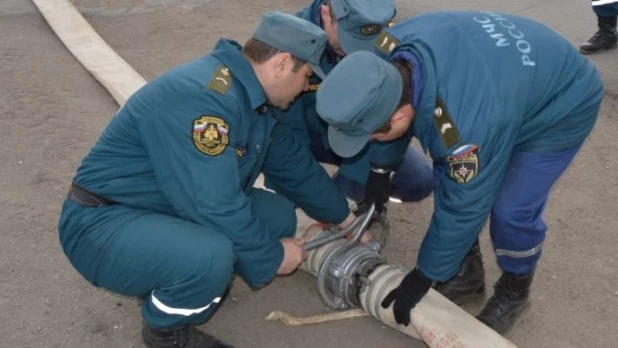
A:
[[291, 212, 518, 347], [31, 0, 517, 346]]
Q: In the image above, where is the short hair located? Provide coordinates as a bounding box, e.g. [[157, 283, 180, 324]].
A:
[[242, 38, 305, 72]]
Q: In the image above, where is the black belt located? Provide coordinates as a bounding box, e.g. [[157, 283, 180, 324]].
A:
[[67, 181, 117, 208]]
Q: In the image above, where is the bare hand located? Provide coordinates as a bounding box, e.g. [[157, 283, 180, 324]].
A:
[[339, 211, 372, 244], [276, 238, 307, 275], [345, 230, 373, 244], [337, 212, 356, 230]]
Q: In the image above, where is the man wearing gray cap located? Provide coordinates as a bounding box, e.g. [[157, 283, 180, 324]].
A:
[[58, 11, 355, 348], [268, 0, 434, 215], [316, 11, 603, 335]]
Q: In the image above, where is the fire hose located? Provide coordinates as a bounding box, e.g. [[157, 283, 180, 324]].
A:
[[294, 206, 517, 347], [30, 0, 518, 346], [302, 203, 389, 311]]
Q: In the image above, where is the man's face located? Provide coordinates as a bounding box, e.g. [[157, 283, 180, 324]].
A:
[[267, 58, 312, 110], [370, 104, 415, 142], [321, 5, 346, 56]]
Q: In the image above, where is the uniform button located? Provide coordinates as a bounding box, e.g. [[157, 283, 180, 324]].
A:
[[434, 107, 443, 117]]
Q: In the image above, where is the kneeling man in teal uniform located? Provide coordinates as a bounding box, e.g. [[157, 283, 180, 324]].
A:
[[59, 12, 355, 348]]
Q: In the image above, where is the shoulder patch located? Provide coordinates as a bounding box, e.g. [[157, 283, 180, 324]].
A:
[[447, 145, 479, 184], [448, 144, 478, 160], [192, 115, 229, 156], [433, 97, 461, 150], [207, 65, 232, 95], [375, 31, 400, 55]]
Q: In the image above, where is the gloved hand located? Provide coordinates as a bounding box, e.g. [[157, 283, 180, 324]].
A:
[[365, 168, 392, 214], [381, 268, 432, 326]]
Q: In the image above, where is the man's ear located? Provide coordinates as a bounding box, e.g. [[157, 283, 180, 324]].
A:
[[392, 107, 407, 122], [320, 4, 331, 25], [392, 105, 415, 123], [272, 52, 291, 79]]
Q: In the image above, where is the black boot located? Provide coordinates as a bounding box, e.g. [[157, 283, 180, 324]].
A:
[[142, 322, 233, 348], [476, 272, 534, 334], [580, 16, 618, 54], [433, 239, 486, 305]]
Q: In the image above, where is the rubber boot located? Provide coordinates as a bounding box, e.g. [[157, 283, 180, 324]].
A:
[[476, 272, 534, 334], [580, 16, 618, 54], [433, 239, 486, 305], [142, 322, 233, 348]]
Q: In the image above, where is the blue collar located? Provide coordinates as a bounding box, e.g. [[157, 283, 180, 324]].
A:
[[388, 50, 425, 109], [387, 44, 437, 154]]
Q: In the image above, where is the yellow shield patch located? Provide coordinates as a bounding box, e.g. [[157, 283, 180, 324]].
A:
[[192, 116, 229, 156], [448, 151, 479, 184]]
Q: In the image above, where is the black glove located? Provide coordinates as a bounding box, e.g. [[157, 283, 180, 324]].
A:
[[381, 268, 432, 326], [365, 168, 392, 214]]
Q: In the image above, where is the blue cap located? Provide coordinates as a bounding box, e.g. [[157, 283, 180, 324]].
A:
[[330, 0, 396, 54], [253, 11, 328, 79], [316, 51, 402, 158]]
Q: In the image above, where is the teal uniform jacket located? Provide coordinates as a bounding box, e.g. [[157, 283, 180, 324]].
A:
[[60, 39, 350, 288], [376, 11, 603, 281], [270, 0, 405, 187]]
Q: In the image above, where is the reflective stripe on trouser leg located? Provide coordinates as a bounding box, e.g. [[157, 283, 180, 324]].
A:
[[592, 0, 618, 8], [490, 145, 583, 275], [493, 242, 545, 275], [592, 1, 618, 16], [83, 210, 235, 330], [495, 242, 544, 259], [150, 292, 222, 316], [142, 243, 233, 330], [138, 225, 235, 329]]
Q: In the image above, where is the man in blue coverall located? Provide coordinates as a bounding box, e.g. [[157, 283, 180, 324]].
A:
[[580, 0, 618, 54], [269, 0, 434, 211], [58, 12, 355, 348], [316, 11, 603, 334]]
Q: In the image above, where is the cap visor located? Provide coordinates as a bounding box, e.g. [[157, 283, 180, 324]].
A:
[[328, 126, 371, 158], [309, 63, 326, 80], [337, 25, 376, 55]]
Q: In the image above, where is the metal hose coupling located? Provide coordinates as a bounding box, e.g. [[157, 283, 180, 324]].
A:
[[305, 204, 390, 310]]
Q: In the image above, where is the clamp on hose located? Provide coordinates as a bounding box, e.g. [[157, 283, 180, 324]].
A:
[[303, 203, 390, 310]]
